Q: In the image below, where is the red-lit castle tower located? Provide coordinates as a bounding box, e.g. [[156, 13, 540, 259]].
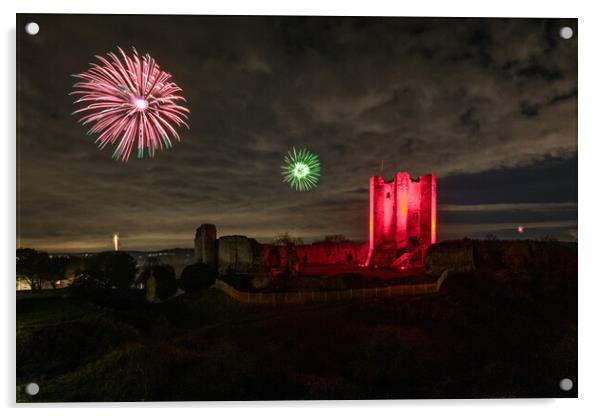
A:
[[364, 172, 436, 268]]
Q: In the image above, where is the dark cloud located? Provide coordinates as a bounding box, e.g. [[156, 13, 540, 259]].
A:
[[16, 15, 577, 250], [520, 102, 540, 118]]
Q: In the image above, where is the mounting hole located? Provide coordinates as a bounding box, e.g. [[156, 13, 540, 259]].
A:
[[25, 22, 39, 35], [559, 378, 573, 391], [25, 382, 39, 396], [559, 26, 573, 40]]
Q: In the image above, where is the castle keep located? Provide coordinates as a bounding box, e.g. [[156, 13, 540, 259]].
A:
[[365, 172, 436, 268], [195, 172, 436, 275]]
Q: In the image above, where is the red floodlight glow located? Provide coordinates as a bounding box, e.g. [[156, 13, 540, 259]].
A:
[[365, 172, 436, 268]]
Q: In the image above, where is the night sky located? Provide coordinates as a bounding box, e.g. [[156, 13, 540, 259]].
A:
[[17, 15, 577, 252]]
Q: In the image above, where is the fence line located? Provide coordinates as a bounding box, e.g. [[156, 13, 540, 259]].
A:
[[214, 272, 447, 305]]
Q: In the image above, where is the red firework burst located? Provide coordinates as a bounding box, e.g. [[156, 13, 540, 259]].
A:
[[71, 47, 190, 161]]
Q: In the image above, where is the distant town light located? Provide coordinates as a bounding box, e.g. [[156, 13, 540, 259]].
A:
[[517, 225, 524, 233]]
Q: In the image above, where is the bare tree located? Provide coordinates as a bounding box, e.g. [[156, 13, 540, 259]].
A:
[[273, 232, 304, 246]]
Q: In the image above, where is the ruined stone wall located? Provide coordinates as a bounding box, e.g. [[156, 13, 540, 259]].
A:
[[295, 242, 369, 265], [214, 272, 448, 304], [262, 241, 368, 267], [217, 236, 254, 275], [194, 224, 217, 266]]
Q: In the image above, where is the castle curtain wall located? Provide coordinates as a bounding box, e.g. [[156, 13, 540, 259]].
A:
[[294, 242, 369, 265], [262, 242, 369, 268]]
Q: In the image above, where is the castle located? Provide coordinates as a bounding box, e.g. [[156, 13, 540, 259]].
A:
[[365, 172, 436, 268], [195, 172, 436, 275]]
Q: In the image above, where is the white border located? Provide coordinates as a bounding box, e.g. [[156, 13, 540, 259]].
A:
[[3, 1, 601, 414]]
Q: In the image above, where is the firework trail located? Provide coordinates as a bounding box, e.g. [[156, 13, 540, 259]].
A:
[[281, 147, 321, 191], [71, 47, 190, 161]]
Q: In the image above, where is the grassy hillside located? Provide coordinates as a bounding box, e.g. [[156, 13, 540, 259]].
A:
[[17, 261, 577, 401]]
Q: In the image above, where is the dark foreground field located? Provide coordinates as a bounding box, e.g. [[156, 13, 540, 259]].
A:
[[17, 269, 577, 402]]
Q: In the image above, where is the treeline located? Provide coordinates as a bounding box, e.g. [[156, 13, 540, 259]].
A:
[[16, 249, 217, 301], [16, 249, 71, 290]]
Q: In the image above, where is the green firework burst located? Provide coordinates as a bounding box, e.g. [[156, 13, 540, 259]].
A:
[[281, 147, 321, 191]]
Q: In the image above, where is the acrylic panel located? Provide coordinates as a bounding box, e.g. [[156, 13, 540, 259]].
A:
[[16, 14, 577, 402]]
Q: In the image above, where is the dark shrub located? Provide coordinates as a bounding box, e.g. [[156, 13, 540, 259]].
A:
[[150, 264, 178, 301], [425, 239, 475, 275], [75, 251, 137, 291], [179, 263, 217, 293], [69, 273, 107, 296]]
